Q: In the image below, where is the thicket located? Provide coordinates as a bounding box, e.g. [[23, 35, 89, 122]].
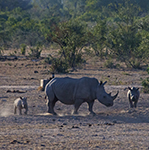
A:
[[0, 0, 149, 73], [142, 67, 149, 93]]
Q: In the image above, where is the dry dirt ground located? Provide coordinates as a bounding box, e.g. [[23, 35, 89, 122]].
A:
[[0, 53, 149, 150]]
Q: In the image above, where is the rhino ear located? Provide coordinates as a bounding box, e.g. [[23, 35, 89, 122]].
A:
[[136, 87, 139, 91], [128, 87, 131, 90], [100, 81, 103, 85], [20, 97, 22, 100]]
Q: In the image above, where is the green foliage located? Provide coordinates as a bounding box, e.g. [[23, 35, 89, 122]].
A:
[[0, 10, 11, 48], [0, 0, 32, 11], [45, 19, 89, 70], [0, 0, 149, 71], [108, 1, 143, 68], [4, 8, 43, 48], [146, 67, 149, 74], [20, 44, 26, 55], [142, 77, 149, 93], [44, 57, 52, 65], [0, 47, 3, 56], [104, 59, 115, 68], [50, 57, 69, 73], [28, 46, 42, 59], [91, 18, 108, 58], [142, 67, 149, 93]]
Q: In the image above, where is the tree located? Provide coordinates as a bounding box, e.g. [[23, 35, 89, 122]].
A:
[[5, 8, 43, 48], [45, 19, 90, 70], [108, 1, 143, 68], [63, 0, 86, 19], [91, 18, 108, 58], [0, 10, 11, 49], [0, 0, 32, 11], [32, 0, 65, 20], [137, 15, 149, 65]]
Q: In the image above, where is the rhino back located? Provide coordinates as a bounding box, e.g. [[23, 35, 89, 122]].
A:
[[75, 77, 98, 100], [14, 98, 22, 106], [47, 77, 98, 104], [52, 77, 79, 104]]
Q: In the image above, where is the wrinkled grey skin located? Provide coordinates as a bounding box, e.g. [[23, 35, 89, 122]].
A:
[[45, 77, 119, 115], [127, 87, 140, 108], [14, 97, 28, 115]]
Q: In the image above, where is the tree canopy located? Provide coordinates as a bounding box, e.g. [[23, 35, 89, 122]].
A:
[[0, 0, 149, 70]]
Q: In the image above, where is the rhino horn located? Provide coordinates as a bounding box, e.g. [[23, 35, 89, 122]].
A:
[[112, 91, 119, 101], [103, 81, 107, 86], [99, 81, 107, 86]]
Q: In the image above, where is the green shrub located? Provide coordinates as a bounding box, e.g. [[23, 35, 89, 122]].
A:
[[0, 48, 3, 56], [142, 67, 149, 93], [104, 59, 115, 68], [44, 57, 52, 64], [50, 58, 69, 73], [20, 44, 26, 55], [146, 67, 149, 74], [28, 46, 42, 59], [142, 77, 149, 93]]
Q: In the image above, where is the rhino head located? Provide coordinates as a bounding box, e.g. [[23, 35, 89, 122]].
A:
[[128, 87, 139, 101], [20, 97, 27, 108], [96, 81, 119, 107]]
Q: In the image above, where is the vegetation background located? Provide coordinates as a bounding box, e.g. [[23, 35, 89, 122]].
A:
[[0, 1, 149, 149], [0, 0, 149, 89]]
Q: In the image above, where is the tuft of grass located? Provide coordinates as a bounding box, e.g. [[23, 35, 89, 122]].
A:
[[122, 72, 131, 76], [37, 86, 44, 91]]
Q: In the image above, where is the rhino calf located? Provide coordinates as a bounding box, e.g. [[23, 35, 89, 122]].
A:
[[14, 97, 28, 115], [127, 87, 140, 108], [45, 77, 119, 115]]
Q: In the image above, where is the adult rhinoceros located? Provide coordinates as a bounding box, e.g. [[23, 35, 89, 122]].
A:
[[45, 77, 119, 115]]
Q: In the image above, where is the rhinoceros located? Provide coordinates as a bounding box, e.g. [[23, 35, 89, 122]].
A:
[[45, 77, 119, 115], [14, 97, 28, 115], [127, 87, 140, 108]]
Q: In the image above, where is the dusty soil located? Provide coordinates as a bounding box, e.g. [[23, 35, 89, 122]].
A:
[[0, 52, 149, 150]]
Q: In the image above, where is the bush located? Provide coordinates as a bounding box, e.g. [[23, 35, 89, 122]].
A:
[[44, 57, 52, 64], [28, 46, 42, 59], [104, 59, 116, 68], [146, 67, 149, 74], [0, 48, 3, 56], [142, 77, 149, 93], [142, 67, 149, 93], [20, 44, 26, 55], [50, 58, 69, 73]]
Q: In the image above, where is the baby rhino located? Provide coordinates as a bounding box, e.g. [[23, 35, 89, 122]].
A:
[[127, 87, 140, 108], [14, 97, 28, 115]]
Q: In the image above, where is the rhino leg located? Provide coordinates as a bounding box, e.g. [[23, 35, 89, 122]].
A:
[[19, 107, 22, 115], [87, 101, 96, 115], [129, 99, 133, 108], [14, 106, 17, 114], [47, 98, 58, 115], [24, 105, 28, 114], [73, 99, 84, 114], [134, 101, 138, 108]]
